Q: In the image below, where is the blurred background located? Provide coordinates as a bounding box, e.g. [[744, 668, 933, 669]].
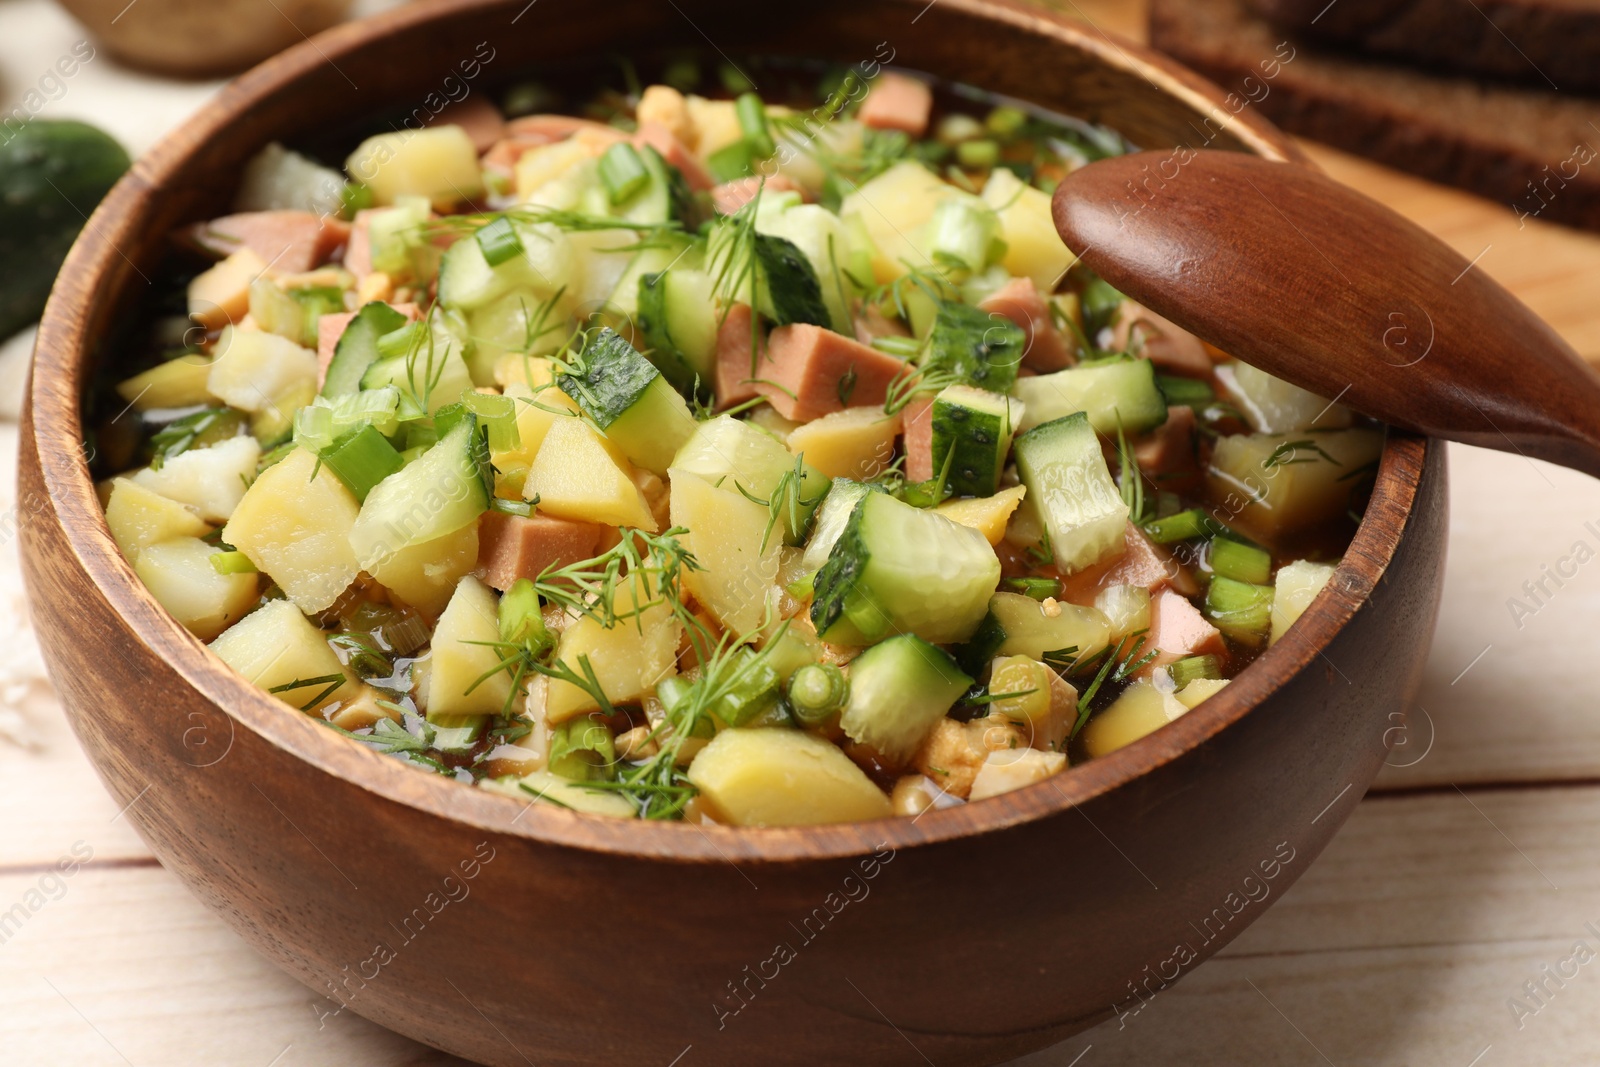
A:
[[3, 0, 1600, 1064]]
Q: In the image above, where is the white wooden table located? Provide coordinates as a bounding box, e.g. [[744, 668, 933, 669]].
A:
[[5, 1, 1600, 1063]]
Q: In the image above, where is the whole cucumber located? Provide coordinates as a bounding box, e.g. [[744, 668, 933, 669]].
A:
[[0, 120, 130, 339]]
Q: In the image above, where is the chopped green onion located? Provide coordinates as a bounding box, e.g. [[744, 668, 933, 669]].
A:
[[1143, 507, 1223, 544], [427, 713, 486, 753], [491, 498, 534, 517], [706, 140, 756, 183], [735, 92, 774, 157], [1167, 654, 1221, 689], [325, 386, 402, 438], [663, 58, 700, 92], [786, 572, 815, 599], [403, 421, 439, 453], [1156, 373, 1215, 408], [209, 550, 258, 576], [501, 81, 557, 118], [320, 424, 404, 503], [599, 142, 651, 205], [985, 106, 1028, 138], [1205, 577, 1274, 646], [937, 113, 985, 145], [376, 321, 424, 360], [498, 577, 554, 659], [474, 215, 524, 268], [1210, 536, 1272, 585], [786, 663, 848, 725], [1001, 576, 1062, 601], [710, 649, 781, 727], [290, 286, 346, 341], [339, 182, 374, 220], [957, 138, 1000, 169], [463, 391, 522, 453], [548, 715, 616, 781], [719, 63, 754, 95]]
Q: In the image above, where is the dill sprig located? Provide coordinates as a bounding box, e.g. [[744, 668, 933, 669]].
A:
[[1262, 439, 1342, 470], [733, 452, 827, 551], [1069, 630, 1158, 739]]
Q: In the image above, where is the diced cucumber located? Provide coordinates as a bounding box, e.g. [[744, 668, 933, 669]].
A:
[[927, 384, 1023, 498], [1221, 360, 1351, 434], [557, 328, 697, 477], [755, 199, 857, 333], [923, 193, 1001, 274], [436, 216, 574, 312], [810, 490, 1000, 646], [921, 299, 1024, 393], [615, 144, 690, 225], [1012, 412, 1129, 575], [605, 234, 694, 326], [754, 234, 831, 328], [636, 268, 719, 397], [365, 196, 433, 280], [358, 311, 476, 413], [955, 591, 1112, 675], [839, 634, 971, 762], [348, 415, 490, 572], [323, 301, 409, 398], [671, 414, 831, 545], [1012, 357, 1168, 435], [799, 478, 878, 571]]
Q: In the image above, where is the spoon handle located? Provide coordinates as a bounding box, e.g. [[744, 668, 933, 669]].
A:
[[1051, 150, 1600, 479]]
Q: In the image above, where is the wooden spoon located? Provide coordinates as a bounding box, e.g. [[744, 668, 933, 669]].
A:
[[1051, 149, 1600, 478]]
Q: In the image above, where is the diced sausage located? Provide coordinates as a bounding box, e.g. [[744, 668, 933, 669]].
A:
[[634, 121, 714, 191], [901, 395, 935, 482], [315, 302, 420, 386], [1059, 522, 1194, 603], [476, 511, 609, 592], [429, 95, 507, 153], [711, 174, 801, 216], [1134, 404, 1200, 492], [715, 304, 761, 408], [978, 277, 1073, 372], [505, 113, 630, 144], [853, 302, 912, 346], [342, 208, 380, 278], [1110, 301, 1213, 376], [754, 324, 911, 422], [857, 72, 933, 137], [1140, 587, 1227, 677], [190, 211, 350, 274]]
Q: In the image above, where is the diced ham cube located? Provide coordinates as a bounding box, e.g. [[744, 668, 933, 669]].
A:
[[979, 277, 1073, 372], [754, 324, 911, 422], [634, 121, 714, 191], [476, 511, 609, 592], [1141, 587, 1227, 677], [190, 211, 350, 274], [901, 395, 935, 482], [1059, 522, 1194, 603], [1111, 302, 1212, 376], [343, 209, 380, 278], [858, 72, 933, 137], [715, 304, 761, 408], [429, 95, 507, 153], [711, 174, 801, 216], [315, 302, 420, 386], [506, 113, 629, 143], [1134, 405, 1200, 492]]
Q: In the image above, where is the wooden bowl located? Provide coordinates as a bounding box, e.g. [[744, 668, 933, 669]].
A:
[[18, 1, 1447, 1064]]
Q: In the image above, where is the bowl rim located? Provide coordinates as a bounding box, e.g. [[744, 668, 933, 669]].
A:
[[26, 0, 1429, 864]]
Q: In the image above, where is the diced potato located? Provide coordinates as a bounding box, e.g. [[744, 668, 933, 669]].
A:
[[481, 770, 637, 818], [687, 728, 893, 826], [105, 478, 211, 558], [1078, 679, 1189, 759], [425, 575, 514, 716], [135, 537, 258, 641], [209, 598, 358, 712], [968, 747, 1067, 801], [326, 684, 403, 731], [347, 125, 484, 210], [545, 582, 682, 724], [513, 137, 602, 204], [936, 484, 1027, 546], [841, 161, 951, 282], [667, 469, 781, 637], [132, 435, 261, 524], [524, 416, 657, 531], [638, 84, 693, 144], [1095, 584, 1152, 642], [369, 522, 479, 618], [982, 168, 1076, 292], [223, 448, 361, 613], [206, 326, 319, 415], [189, 248, 266, 330], [684, 95, 743, 157], [786, 406, 901, 480], [115, 355, 215, 412], [747, 404, 802, 443], [1270, 558, 1338, 645], [1206, 429, 1383, 543], [1176, 677, 1230, 710]]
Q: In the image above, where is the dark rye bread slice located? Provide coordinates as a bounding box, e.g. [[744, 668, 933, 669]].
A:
[[1148, 0, 1600, 231], [1257, 0, 1600, 93]]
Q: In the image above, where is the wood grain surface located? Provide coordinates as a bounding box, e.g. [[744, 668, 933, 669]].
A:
[[1, 0, 1599, 1064]]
